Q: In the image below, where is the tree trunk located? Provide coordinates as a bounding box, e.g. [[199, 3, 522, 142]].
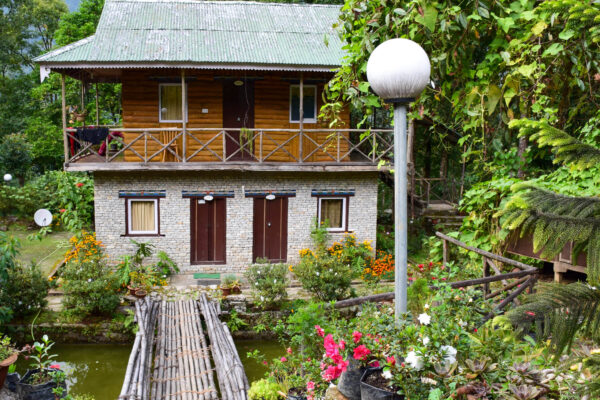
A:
[[517, 136, 527, 179]]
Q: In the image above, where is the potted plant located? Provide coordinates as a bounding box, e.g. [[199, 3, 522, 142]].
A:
[[17, 335, 67, 400], [360, 367, 403, 400], [0, 335, 18, 390], [128, 270, 150, 296], [222, 274, 241, 295]]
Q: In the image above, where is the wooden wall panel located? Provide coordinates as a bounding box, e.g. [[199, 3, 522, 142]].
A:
[[121, 70, 351, 163]]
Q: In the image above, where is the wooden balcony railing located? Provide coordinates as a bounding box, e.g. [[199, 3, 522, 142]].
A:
[[64, 127, 394, 167]]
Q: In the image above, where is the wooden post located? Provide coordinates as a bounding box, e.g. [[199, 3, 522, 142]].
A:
[[61, 75, 69, 165], [483, 257, 490, 296], [95, 83, 100, 126], [299, 72, 304, 162], [181, 69, 187, 162], [442, 239, 448, 268]]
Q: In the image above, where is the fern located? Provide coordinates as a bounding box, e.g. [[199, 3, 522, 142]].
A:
[[507, 282, 600, 356], [508, 120, 600, 169]]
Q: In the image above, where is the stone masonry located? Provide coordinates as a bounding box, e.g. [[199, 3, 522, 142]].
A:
[[94, 171, 378, 273]]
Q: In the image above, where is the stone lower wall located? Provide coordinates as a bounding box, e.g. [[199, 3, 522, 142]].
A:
[[94, 171, 378, 273]]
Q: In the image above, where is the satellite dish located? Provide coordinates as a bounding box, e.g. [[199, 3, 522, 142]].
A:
[[266, 194, 276, 201], [204, 195, 214, 201], [3, 174, 12, 182], [34, 209, 53, 227]]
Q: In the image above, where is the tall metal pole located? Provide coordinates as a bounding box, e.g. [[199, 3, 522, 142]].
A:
[[394, 104, 408, 320]]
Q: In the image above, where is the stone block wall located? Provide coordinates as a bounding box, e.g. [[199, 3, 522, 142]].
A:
[[94, 170, 378, 273]]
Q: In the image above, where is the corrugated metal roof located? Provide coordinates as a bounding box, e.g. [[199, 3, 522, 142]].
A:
[[35, 0, 344, 69]]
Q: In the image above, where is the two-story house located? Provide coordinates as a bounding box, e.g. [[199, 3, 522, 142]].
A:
[[35, 0, 392, 273]]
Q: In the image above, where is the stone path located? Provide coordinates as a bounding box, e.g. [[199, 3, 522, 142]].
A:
[[0, 388, 17, 400]]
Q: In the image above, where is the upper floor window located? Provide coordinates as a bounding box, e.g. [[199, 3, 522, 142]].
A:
[[290, 85, 317, 123], [159, 83, 188, 122]]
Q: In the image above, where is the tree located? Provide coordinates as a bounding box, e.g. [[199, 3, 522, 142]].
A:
[[323, 0, 600, 179], [30, 0, 69, 52], [0, 134, 32, 185]]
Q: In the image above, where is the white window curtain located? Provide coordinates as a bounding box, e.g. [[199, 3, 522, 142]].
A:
[[320, 198, 344, 230], [130, 200, 157, 233]]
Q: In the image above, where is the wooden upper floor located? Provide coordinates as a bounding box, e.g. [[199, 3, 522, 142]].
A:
[[63, 69, 393, 172]]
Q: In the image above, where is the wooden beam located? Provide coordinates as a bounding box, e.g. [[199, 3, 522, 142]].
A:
[[95, 83, 99, 125], [299, 72, 304, 162], [181, 69, 187, 162], [436, 232, 535, 271], [61, 74, 68, 164], [450, 268, 538, 289]]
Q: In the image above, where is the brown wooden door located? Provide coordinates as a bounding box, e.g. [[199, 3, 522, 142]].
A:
[[253, 197, 288, 263], [191, 198, 226, 264], [223, 80, 254, 161]]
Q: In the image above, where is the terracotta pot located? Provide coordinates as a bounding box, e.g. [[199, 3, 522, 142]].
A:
[[128, 285, 142, 296], [0, 353, 18, 390], [360, 368, 403, 400], [221, 287, 231, 297], [134, 289, 147, 299]]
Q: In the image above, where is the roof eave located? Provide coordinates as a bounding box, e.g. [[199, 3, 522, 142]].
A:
[[37, 62, 340, 73]]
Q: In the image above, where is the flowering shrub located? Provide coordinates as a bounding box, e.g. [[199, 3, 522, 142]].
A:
[[293, 228, 372, 301], [245, 261, 289, 309], [362, 250, 394, 284], [0, 263, 49, 320], [60, 232, 120, 318]]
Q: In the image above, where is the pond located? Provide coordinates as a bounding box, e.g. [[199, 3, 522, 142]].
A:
[[14, 340, 281, 398]]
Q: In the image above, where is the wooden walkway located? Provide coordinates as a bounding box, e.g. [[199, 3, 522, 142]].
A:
[[119, 294, 248, 400]]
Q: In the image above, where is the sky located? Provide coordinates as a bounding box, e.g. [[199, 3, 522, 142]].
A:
[[66, 0, 81, 11]]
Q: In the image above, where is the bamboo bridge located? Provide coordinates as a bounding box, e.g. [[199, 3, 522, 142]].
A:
[[118, 294, 248, 400]]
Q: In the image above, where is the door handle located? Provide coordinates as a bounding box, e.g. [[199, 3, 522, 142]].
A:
[[267, 222, 271, 227]]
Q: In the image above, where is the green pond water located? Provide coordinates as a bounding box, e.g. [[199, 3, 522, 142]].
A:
[[14, 340, 281, 398]]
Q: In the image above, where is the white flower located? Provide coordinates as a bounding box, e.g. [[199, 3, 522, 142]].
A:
[[422, 336, 430, 345], [273, 279, 277, 284], [424, 303, 430, 310], [441, 345, 457, 366], [316, 271, 320, 276], [421, 377, 437, 385], [468, 298, 473, 303], [458, 319, 466, 327], [417, 313, 431, 325], [260, 296, 265, 302], [405, 351, 423, 370], [87, 278, 92, 282], [382, 369, 393, 380]]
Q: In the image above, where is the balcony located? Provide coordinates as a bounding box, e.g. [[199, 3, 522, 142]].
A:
[[64, 127, 394, 172]]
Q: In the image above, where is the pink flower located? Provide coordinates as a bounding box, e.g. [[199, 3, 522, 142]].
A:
[[307, 396, 314, 400], [526, 311, 535, 317], [286, 347, 293, 354], [49, 364, 60, 370], [280, 357, 287, 362], [324, 334, 339, 357], [369, 361, 380, 368], [307, 381, 315, 391], [386, 356, 396, 366], [339, 340, 346, 350], [352, 331, 362, 344], [353, 345, 371, 361], [320, 362, 327, 370], [315, 325, 325, 337], [262, 361, 268, 366]]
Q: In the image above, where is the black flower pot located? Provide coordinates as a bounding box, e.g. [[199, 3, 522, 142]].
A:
[[337, 358, 366, 400], [5, 372, 20, 392], [287, 395, 307, 400], [16, 368, 67, 400], [360, 368, 403, 400]]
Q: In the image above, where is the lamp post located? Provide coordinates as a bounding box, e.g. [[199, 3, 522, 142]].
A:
[[366, 39, 430, 321]]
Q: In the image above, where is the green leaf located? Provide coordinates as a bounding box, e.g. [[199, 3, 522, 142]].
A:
[[542, 43, 563, 57], [357, 82, 370, 93], [487, 85, 502, 114], [504, 87, 516, 107], [496, 17, 515, 33], [559, 29, 575, 40], [415, 4, 438, 32], [428, 388, 443, 400], [517, 63, 537, 78]]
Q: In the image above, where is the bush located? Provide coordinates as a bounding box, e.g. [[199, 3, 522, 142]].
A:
[[61, 232, 120, 318], [292, 226, 372, 301], [245, 261, 289, 309], [248, 379, 282, 400], [0, 263, 50, 319]]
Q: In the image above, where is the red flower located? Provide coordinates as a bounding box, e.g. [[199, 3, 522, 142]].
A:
[[418, 264, 424, 270], [59, 209, 66, 213], [473, 328, 478, 333], [526, 311, 536, 317], [307, 381, 315, 391], [386, 356, 396, 366], [401, 362, 406, 368], [429, 262, 433, 267], [49, 364, 60, 370], [286, 347, 293, 354], [441, 277, 447, 281], [369, 360, 380, 368], [76, 182, 84, 188], [263, 361, 268, 366], [315, 325, 325, 337], [353, 345, 371, 361], [432, 277, 437, 280], [352, 331, 362, 344]]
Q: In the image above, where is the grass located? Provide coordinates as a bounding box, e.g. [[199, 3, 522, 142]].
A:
[[7, 228, 72, 276]]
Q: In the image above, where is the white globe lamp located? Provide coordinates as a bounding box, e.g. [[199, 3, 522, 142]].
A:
[[3, 174, 12, 182], [366, 39, 430, 321]]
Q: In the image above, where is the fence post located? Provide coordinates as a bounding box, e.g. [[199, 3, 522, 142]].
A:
[[61, 74, 69, 164], [442, 239, 448, 269], [483, 257, 490, 296]]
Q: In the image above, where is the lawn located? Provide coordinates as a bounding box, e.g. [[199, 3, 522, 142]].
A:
[[8, 229, 72, 276]]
